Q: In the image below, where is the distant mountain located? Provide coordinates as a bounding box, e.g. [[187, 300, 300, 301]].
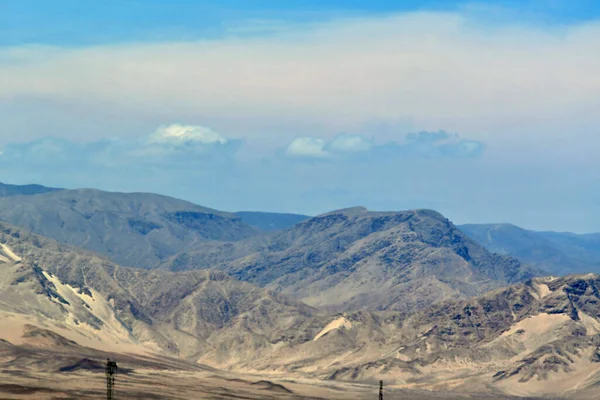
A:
[[167, 207, 540, 313], [0, 181, 61, 197], [235, 211, 310, 231], [460, 223, 600, 276], [0, 189, 258, 269]]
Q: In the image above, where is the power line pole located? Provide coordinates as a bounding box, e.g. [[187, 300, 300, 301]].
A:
[[105, 358, 118, 400], [379, 380, 383, 400]]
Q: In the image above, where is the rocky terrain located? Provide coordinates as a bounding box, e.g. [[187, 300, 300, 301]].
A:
[[219, 273, 600, 399], [171, 207, 539, 313], [461, 223, 600, 276], [2, 188, 600, 398], [2, 219, 600, 397], [0, 190, 540, 315]]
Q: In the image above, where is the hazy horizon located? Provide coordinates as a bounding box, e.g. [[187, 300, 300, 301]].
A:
[[2, 0, 598, 232]]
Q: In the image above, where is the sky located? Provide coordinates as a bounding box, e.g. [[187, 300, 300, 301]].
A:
[[0, 0, 599, 232]]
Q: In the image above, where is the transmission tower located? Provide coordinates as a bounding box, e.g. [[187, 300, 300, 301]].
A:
[[379, 380, 383, 400], [105, 358, 118, 400]]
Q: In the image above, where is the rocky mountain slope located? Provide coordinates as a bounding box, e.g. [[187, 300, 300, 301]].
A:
[[0, 221, 318, 366], [308, 274, 600, 399], [0, 189, 258, 269], [0, 189, 538, 314], [2, 222, 600, 398], [196, 272, 600, 399], [170, 207, 539, 313], [460, 223, 600, 276], [235, 211, 311, 231]]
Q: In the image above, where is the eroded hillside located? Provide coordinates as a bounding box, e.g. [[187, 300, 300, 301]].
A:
[[1, 222, 599, 398]]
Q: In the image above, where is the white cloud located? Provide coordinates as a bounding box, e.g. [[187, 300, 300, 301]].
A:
[[1, 11, 600, 160], [286, 131, 483, 160], [326, 134, 373, 153], [0, 124, 238, 170], [149, 124, 228, 146], [285, 134, 374, 159], [286, 137, 330, 158]]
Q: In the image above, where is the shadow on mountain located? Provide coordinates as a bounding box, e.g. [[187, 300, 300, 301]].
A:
[[59, 358, 133, 374], [251, 380, 294, 393]]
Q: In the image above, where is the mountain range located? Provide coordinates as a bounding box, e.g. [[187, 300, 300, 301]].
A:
[[0, 182, 600, 398], [0, 188, 538, 314], [2, 182, 597, 280], [2, 220, 600, 398]]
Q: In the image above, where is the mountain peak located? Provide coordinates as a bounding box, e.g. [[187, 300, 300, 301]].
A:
[[203, 207, 538, 313], [317, 207, 446, 221]]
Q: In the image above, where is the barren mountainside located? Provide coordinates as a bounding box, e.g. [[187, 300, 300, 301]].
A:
[[2, 222, 600, 398], [0, 221, 319, 365], [0, 190, 539, 314], [170, 207, 539, 312], [324, 274, 600, 398], [4, 189, 596, 398], [0, 189, 258, 269]]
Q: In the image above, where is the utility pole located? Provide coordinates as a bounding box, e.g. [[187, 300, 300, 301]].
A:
[[105, 358, 118, 400], [379, 380, 383, 400]]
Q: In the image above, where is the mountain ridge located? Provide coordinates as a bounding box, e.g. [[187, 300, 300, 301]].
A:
[[170, 207, 541, 313], [0, 187, 542, 315], [0, 188, 259, 269], [460, 223, 600, 276]]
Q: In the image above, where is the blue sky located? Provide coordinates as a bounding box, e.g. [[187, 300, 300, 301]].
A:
[[2, 0, 600, 45], [0, 1, 599, 232]]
